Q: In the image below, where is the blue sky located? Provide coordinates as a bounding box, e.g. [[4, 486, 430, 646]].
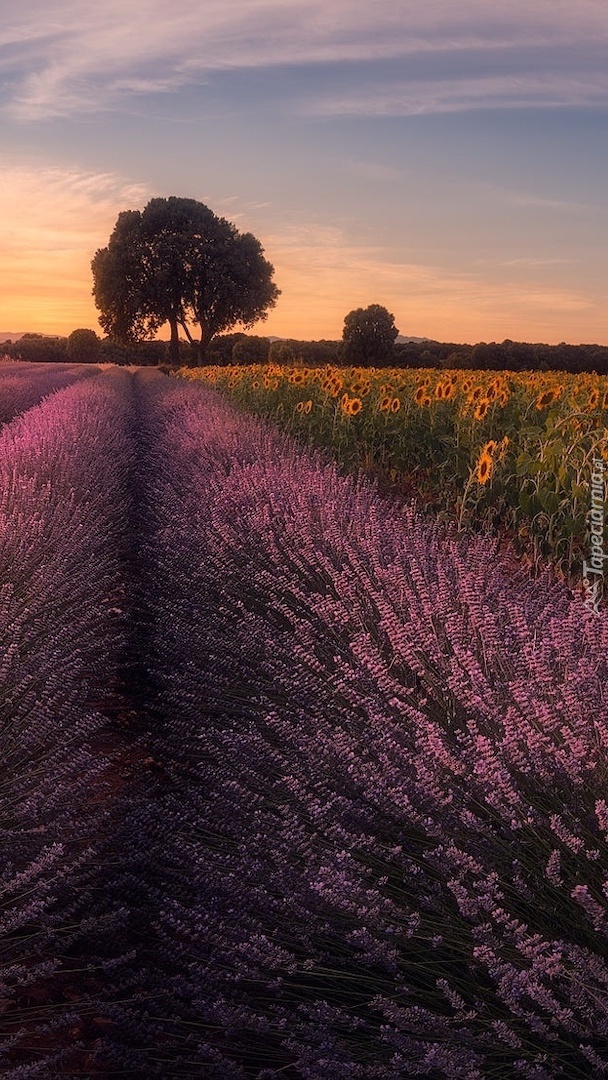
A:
[[1, 0, 607, 344]]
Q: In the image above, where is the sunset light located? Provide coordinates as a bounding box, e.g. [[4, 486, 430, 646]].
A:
[[1, 0, 607, 343]]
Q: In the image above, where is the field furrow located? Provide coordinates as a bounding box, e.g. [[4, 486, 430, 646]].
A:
[[0, 369, 144, 1075]]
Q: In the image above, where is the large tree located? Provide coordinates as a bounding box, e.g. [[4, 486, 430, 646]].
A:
[[91, 197, 280, 365], [342, 304, 399, 366]]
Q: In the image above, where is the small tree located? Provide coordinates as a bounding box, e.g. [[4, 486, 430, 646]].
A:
[[231, 335, 270, 365], [268, 340, 295, 365], [67, 328, 101, 363], [342, 304, 399, 366]]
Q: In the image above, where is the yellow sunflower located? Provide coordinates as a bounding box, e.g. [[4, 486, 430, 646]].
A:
[[475, 449, 494, 485], [349, 397, 363, 416], [473, 399, 490, 421], [535, 388, 560, 410]]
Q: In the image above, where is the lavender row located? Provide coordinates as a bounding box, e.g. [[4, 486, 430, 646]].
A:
[[0, 361, 99, 426], [119, 374, 608, 1078], [0, 370, 137, 1075]]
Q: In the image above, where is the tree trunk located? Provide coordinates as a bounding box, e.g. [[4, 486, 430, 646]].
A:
[[196, 324, 213, 366], [168, 315, 180, 366]]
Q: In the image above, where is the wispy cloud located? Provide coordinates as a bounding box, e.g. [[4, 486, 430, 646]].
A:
[[261, 218, 597, 342], [498, 257, 578, 268], [0, 160, 149, 331], [2, 0, 608, 119], [303, 72, 608, 118], [344, 160, 406, 183], [490, 187, 598, 213]]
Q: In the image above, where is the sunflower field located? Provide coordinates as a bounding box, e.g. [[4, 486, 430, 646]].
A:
[[178, 363, 608, 589]]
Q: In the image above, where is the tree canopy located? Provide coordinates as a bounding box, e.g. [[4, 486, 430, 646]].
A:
[[67, 328, 100, 363], [342, 304, 399, 365], [91, 197, 280, 364]]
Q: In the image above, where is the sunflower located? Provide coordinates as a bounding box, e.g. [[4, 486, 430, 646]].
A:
[[252, 380, 260, 389], [435, 383, 445, 400], [414, 386, 427, 405], [473, 399, 490, 421], [588, 388, 600, 409], [471, 386, 484, 401], [475, 449, 494, 485], [391, 397, 401, 413], [497, 435, 510, 461], [340, 393, 351, 413], [295, 401, 304, 413], [442, 381, 455, 400], [602, 390, 608, 411], [349, 397, 363, 416], [421, 394, 432, 407], [535, 388, 560, 410], [304, 400, 313, 414]]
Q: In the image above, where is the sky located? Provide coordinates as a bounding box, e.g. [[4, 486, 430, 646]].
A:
[[0, 0, 607, 346]]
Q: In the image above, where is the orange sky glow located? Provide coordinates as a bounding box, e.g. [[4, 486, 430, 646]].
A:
[[1, 1, 606, 347]]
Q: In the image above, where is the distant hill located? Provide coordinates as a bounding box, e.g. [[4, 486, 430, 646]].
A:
[[0, 332, 26, 343]]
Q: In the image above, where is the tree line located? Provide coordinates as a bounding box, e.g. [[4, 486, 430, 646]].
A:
[[5, 328, 608, 376]]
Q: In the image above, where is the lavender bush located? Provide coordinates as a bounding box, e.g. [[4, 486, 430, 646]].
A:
[[0, 369, 140, 1075], [118, 374, 608, 1078], [0, 362, 99, 426]]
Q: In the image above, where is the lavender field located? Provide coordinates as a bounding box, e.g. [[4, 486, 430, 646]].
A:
[[1, 363, 608, 1078]]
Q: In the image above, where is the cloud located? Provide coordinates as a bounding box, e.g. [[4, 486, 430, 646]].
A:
[[2, 0, 608, 119], [489, 188, 599, 213], [345, 160, 406, 183], [0, 160, 149, 332], [498, 257, 578, 268], [303, 72, 608, 118], [260, 218, 597, 343]]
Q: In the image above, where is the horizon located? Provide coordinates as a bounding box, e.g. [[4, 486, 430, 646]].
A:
[[1, 2, 607, 346]]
